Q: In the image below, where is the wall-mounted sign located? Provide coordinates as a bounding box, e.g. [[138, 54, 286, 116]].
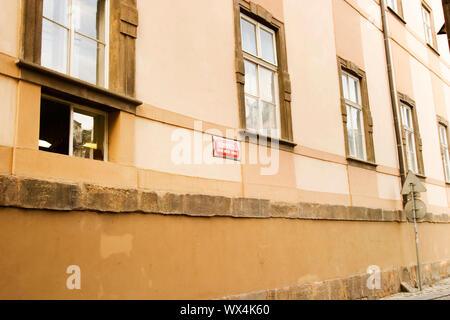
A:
[[404, 199, 427, 222], [212, 136, 240, 161], [401, 171, 426, 195]]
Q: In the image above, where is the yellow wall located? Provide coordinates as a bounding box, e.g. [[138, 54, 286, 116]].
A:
[[0, 75, 17, 147], [286, 0, 346, 156], [0, 207, 449, 300], [0, 0, 449, 299], [135, 0, 239, 129], [0, 0, 447, 211], [0, 0, 20, 57]]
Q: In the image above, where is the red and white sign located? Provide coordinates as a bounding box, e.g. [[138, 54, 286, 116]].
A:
[[213, 136, 241, 161]]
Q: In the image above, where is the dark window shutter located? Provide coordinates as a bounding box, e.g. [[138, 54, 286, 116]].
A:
[[22, 0, 43, 64], [109, 0, 138, 97]]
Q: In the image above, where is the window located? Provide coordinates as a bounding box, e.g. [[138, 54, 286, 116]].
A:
[[341, 72, 367, 160], [39, 96, 108, 161], [337, 57, 375, 165], [241, 14, 280, 138], [387, 0, 399, 13], [234, 0, 294, 145], [400, 104, 419, 173], [20, 0, 138, 165], [386, 0, 405, 22], [41, 0, 108, 87], [421, 2, 438, 49], [422, 5, 433, 45], [22, 0, 140, 109], [439, 124, 450, 182], [397, 93, 424, 176], [21, 0, 142, 105]]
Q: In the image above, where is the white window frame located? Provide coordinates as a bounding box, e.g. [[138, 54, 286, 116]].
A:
[[387, 0, 398, 13], [401, 104, 419, 174], [422, 5, 433, 46], [439, 124, 450, 182], [341, 71, 367, 161], [42, 94, 109, 162], [240, 13, 281, 139], [42, 0, 110, 88]]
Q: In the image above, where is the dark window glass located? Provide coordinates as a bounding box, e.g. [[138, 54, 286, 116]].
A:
[[39, 98, 71, 155]]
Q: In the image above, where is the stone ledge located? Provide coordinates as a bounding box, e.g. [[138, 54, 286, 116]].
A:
[[220, 259, 450, 300], [0, 174, 448, 223], [83, 184, 139, 213]]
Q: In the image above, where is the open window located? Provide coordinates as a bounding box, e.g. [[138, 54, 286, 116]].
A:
[[39, 96, 108, 161]]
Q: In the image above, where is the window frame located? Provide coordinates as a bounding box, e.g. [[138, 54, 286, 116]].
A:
[[386, 0, 405, 22], [240, 13, 281, 139], [387, 0, 398, 13], [337, 57, 376, 167], [233, 0, 295, 147], [400, 103, 419, 174], [397, 93, 425, 176], [421, 1, 438, 50], [341, 71, 367, 161], [20, 0, 141, 114], [437, 119, 450, 183], [240, 14, 278, 67], [42, 94, 109, 162], [41, 0, 110, 87]]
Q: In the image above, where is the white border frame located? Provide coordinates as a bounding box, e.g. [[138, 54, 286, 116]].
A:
[[240, 13, 281, 139], [400, 104, 419, 174], [42, 0, 110, 88], [387, 0, 398, 13], [341, 71, 367, 161], [212, 136, 241, 162], [422, 5, 433, 46], [439, 124, 450, 182]]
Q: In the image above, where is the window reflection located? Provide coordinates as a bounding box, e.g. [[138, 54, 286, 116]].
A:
[[73, 109, 105, 161], [41, 0, 107, 86]]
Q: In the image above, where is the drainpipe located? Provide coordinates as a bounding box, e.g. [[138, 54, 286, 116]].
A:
[[380, 0, 408, 190]]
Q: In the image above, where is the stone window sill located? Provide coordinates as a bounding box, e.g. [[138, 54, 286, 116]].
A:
[[416, 173, 427, 181], [17, 59, 142, 114], [239, 130, 297, 150], [426, 43, 440, 56], [347, 157, 378, 171], [387, 7, 407, 25]]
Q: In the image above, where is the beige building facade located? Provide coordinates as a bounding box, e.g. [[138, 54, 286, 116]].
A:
[[0, 0, 449, 299]]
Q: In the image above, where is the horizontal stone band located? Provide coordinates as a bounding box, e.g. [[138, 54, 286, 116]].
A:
[[0, 175, 449, 223]]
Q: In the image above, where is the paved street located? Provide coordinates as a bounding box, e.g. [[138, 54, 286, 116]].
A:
[[382, 278, 450, 300]]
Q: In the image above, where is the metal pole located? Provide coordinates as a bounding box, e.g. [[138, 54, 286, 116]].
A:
[[380, 0, 408, 187], [411, 183, 423, 291]]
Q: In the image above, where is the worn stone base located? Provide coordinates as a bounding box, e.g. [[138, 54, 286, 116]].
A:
[[1, 174, 449, 223], [220, 260, 450, 300]]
